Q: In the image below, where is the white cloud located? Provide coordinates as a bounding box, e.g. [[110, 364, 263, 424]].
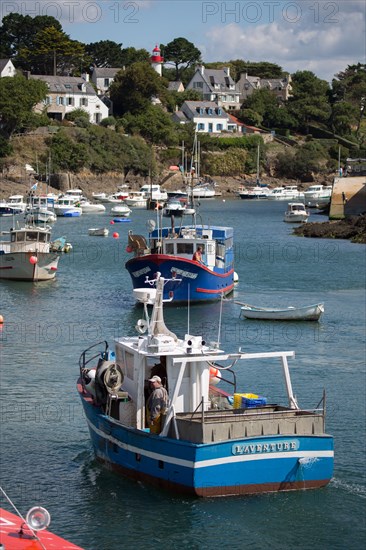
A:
[[202, 1, 365, 82]]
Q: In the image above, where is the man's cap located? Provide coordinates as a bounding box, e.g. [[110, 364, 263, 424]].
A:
[[148, 375, 161, 383]]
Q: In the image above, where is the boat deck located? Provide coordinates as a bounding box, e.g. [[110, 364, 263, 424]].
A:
[[168, 406, 325, 443]]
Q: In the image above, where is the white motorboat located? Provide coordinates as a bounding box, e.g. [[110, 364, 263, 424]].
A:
[[268, 186, 303, 200], [239, 302, 324, 321], [238, 186, 270, 199], [303, 185, 332, 207], [0, 223, 63, 280], [191, 183, 216, 199], [88, 227, 109, 236], [124, 191, 147, 208], [140, 184, 168, 202], [284, 202, 310, 223], [162, 198, 194, 217], [54, 197, 82, 217], [110, 203, 131, 217], [0, 200, 23, 216], [6, 194, 27, 212], [80, 200, 106, 213]]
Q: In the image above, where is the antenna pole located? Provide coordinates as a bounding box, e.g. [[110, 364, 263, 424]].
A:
[[187, 284, 190, 335], [217, 292, 224, 347]]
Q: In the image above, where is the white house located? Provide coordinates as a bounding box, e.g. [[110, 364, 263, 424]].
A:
[[237, 72, 292, 103], [29, 74, 109, 123], [185, 65, 241, 111], [0, 59, 16, 78], [173, 101, 237, 133], [91, 67, 123, 95]]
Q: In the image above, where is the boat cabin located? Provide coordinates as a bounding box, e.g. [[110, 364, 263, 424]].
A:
[[27, 195, 55, 208], [148, 225, 234, 271], [1, 226, 51, 253]]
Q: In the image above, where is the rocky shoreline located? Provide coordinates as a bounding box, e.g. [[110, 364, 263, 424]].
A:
[[293, 215, 366, 244]]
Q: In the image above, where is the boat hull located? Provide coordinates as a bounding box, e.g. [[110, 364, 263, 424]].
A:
[[80, 396, 333, 497], [125, 254, 234, 302], [241, 304, 324, 321], [0, 251, 59, 280]]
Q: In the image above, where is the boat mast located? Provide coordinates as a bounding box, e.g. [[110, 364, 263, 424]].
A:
[[256, 144, 260, 186]]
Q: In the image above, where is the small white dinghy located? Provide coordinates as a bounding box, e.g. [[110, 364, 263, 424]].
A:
[[88, 227, 109, 237], [239, 302, 324, 321]]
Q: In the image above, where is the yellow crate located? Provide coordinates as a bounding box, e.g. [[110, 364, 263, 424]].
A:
[[233, 392, 259, 409]]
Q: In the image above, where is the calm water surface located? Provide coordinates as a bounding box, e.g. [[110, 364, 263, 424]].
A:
[[1, 199, 365, 549]]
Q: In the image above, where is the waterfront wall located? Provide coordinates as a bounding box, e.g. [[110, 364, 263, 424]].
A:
[[330, 176, 366, 219]]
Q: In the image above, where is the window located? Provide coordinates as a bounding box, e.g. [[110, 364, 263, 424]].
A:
[[177, 243, 194, 254], [165, 243, 174, 254], [80, 98, 88, 107], [208, 123, 213, 133], [104, 78, 109, 87], [207, 108, 213, 115], [197, 122, 205, 131], [67, 97, 74, 106], [193, 82, 203, 89], [216, 124, 223, 131]]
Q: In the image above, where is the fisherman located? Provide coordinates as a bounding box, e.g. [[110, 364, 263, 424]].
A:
[[192, 245, 203, 263], [146, 375, 169, 434]]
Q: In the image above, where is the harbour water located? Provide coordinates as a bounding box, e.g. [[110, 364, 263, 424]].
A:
[[1, 199, 365, 549]]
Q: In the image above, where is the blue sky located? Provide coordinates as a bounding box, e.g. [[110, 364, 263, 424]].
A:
[[2, 1, 365, 81]]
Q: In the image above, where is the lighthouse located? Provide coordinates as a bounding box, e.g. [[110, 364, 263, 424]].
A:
[[150, 44, 164, 76]]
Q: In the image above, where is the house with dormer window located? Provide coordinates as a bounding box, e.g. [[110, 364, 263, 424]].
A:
[[28, 73, 109, 123], [173, 101, 237, 133], [91, 67, 123, 95], [185, 65, 241, 111], [237, 72, 292, 103]]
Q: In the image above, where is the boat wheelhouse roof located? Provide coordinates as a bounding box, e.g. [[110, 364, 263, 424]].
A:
[[150, 225, 233, 240]]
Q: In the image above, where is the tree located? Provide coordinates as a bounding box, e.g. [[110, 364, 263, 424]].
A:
[[161, 37, 201, 80], [0, 13, 62, 61], [121, 106, 179, 145], [109, 62, 168, 115], [120, 47, 150, 67], [229, 60, 283, 81], [18, 26, 85, 75], [0, 75, 48, 138], [86, 40, 124, 68], [331, 63, 366, 138], [287, 71, 331, 132], [165, 88, 201, 113]]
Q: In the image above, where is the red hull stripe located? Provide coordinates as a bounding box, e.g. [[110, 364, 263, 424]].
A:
[[196, 284, 235, 294]]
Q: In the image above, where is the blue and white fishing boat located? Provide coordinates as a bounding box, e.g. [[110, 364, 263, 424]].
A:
[[125, 219, 234, 303], [77, 273, 334, 497]]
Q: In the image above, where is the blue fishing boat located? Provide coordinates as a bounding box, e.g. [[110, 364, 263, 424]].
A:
[[125, 222, 235, 303], [77, 273, 334, 497]]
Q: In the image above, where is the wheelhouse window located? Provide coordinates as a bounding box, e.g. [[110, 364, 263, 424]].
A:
[[176, 242, 194, 254], [25, 232, 38, 241], [165, 243, 174, 254]]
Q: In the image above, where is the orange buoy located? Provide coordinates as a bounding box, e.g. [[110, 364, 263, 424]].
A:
[[209, 366, 222, 385], [29, 255, 38, 264]]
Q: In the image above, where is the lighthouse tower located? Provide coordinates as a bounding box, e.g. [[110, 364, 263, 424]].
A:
[[150, 45, 164, 76]]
